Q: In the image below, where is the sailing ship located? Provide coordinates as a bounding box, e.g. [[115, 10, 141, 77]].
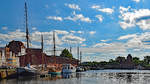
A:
[[48, 31, 61, 75], [17, 2, 38, 77]]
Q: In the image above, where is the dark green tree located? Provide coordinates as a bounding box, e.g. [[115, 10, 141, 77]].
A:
[[60, 48, 73, 59], [132, 57, 141, 65], [144, 56, 150, 64]]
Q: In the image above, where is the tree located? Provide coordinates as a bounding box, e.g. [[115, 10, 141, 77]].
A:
[[115, 56, 125, 63], [60, 48, 73, 59], [132, 57, 141, 65], [144, 56, 150, 64]]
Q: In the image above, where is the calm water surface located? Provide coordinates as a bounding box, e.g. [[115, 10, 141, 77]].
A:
[[1, 70, 150, 84]]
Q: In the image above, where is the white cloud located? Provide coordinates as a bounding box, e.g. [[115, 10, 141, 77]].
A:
[[0, 29, 25, 41], [95, 15, 103, 22], [62, 34, 86, 44], [93, 43, 111, 47], [54, 30, 69, 35], [2, 26, 8, 30], [77, 31, 83, 34], [31, 30, 69, 45], [65, 3, 81, 10], [91, 5, 101, 9], [89, 31, 96, 35], [100, 39, 111, 42], [32, 27, 37, 30], [47, 16, 63, 21], [65, 11, 92, 23], [119, 6, 130, 14], [118, 34, 137, 40], [119, 6, 150, 30], [91, 5, 114, 14], [119, 22, 135, 30], [70, 30, 76, 33], [118, 32, 150, 49], [132, 0, 140, 3]]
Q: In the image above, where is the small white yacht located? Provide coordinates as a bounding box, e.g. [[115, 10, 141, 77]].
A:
[[62, 64, 76, 73]]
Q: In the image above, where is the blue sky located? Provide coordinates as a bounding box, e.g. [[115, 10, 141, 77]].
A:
[[1, 0, 150, 62]]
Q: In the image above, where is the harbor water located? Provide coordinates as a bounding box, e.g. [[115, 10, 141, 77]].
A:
[[1, 70, 150, 84]]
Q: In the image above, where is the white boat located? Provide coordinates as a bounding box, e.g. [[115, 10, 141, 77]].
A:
[[62, 64, 76, 73]]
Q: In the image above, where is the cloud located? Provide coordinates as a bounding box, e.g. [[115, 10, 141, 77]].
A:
[[77, 31, 83, 34], [65, 11, 92, 23], [93, 43, 111, 47], [118, 34, 137, 40], [70, 31, 75, 33], [31, 30, 69, 45], [0, 29, 25, 41], [2, 26, 8, 30], [91, 5, 114, 14], [32, 27, 37, 30], [65, 3, 81, 10], [132, 0, 140, 3], [46, 16, 63, 21], [95, 15, 103, 22], [55, 30, 69, 35], [100, 39, 111, 42], [84, 42, 127, 57], [62, 34, 86, 44], [89, 31, 96, 35], [117, 32, 150, 49], [119, 6, 150, 30]]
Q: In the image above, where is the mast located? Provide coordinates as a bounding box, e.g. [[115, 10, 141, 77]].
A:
[[41, 34, 44, 52], [70, 46, 72, 53], [77, 46, 80, 65], [25, 2, 29, 49], [80, 51, 82, 65], [53, 31, 56, 56], [41, 34, 44, 70]]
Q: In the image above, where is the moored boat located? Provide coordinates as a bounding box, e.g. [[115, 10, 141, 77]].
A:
[[48, 66, 61, 75], [62, 64, 76, 73], [17, 64, 37, 77]]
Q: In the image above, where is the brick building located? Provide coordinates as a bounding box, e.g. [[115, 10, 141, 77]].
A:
[[0, 40, 78, 67]]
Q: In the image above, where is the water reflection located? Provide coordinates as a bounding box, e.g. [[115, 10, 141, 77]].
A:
[[1, 70, 150, 84]]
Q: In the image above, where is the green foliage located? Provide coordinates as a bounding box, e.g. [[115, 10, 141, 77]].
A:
[[60, 48, 73, 59], [132, 57, 141, 65], [144, 56, 150, 64]]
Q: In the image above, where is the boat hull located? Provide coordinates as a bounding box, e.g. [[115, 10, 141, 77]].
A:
[[48, 71, 61, 75], [17, 68, 37, 77], [62, 69, 76, 73]]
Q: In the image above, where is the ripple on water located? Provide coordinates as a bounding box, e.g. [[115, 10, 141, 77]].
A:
[[1, 70, 150, 84]]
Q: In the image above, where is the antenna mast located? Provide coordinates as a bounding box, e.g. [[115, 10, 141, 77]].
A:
[[25, 2, 29, 48]]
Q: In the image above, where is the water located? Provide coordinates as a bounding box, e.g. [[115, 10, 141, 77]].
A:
[[1, 70, 150, 84]]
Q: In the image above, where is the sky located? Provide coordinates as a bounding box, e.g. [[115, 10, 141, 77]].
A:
[[1, 0, 150, 62]]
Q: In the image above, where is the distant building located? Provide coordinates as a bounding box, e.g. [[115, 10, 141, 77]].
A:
[[0, 40, 26, 67], [0, 47, 5, 66], [119, 54, 134, 69]]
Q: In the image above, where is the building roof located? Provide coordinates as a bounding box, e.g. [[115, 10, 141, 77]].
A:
[[7, 40, 25, 54]]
